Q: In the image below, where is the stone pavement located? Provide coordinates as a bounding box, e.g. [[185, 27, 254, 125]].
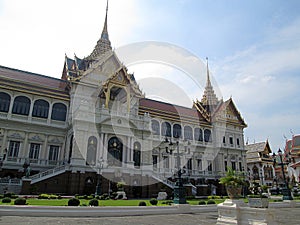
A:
[[0, 213, 218, 225]]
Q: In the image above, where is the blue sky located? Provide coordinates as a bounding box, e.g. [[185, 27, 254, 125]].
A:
[[0, 0, 300, 151]]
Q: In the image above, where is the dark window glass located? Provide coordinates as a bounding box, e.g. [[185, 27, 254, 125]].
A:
[[86, 136, 97, 166], [173, 124, 182, 138], [49, 145, 59, 161], [29, 143, 40, 159], [204, 129, 212, 142], [184, 126, 193, 140], [51, 103, 67, 121], [108, 137, 123, 167], [229, 137, 233, 145], [32, 99, 49, 118], [161, 122, 171, 137], [12, 96, 31, 115], [0, 92, 11, 112], [133, 142, 141, 167], [194, 128, 203, 141], [151, 120, 160, 135], [8, 141, 20, 158]]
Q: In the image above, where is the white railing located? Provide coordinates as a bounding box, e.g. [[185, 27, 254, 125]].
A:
[[30, 165, 67, 184], [152, 171, 175, 189], [0, 178, 22, 185]]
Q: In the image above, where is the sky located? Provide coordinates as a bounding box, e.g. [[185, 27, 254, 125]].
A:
[[0, 0, 300, 151]]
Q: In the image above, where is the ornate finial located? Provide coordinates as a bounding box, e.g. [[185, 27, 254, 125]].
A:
[[88, 0, 112, 60], [101, 0, 109, 40], [200, 56, 219, 111]]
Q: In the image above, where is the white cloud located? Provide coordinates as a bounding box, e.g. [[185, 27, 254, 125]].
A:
[[0, 0, 140, 78], [215, 17, 300, 150]]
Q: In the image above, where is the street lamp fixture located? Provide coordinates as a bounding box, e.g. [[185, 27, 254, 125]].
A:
[[164, 137, 186, 204], [272, 149, 293, 200]]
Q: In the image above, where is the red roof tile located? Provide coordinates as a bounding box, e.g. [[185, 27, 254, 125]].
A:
[[139, 98, 208, 123], [0, 65, 68, 91]]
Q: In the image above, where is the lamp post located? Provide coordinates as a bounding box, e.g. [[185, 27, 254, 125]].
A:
[[95, 158, 104, 196], [164, 137, 186, 204], [272, 149, 293, 200]]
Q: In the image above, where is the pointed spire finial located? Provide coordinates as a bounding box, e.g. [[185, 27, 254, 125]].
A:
[[88, 0, 112, 60], [101, 0, 109, 40], [206, 57, 211, 87], [200, 56, 219, 111]]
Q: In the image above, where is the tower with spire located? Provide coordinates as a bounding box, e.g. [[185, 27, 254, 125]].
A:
[[200, 58, 220, 113], [88, 0, 112, 60], [62, 0, 113, 80]]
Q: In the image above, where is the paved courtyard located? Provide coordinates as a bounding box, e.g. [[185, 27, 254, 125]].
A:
[[0, 213, 218, 225]]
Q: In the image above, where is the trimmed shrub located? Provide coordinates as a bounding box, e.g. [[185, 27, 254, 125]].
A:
[[49, 194, 58, 199], [198, 200, 206, 205], [68, 198, 80, 206], [149, 198, 158, 205], [38, 194, 49, 199], [207, 200, 216, 204], [138, 201, 147, 206], [4, 193, 14, 198], [161, 200, 173, 205], [14, 198, 27, 205], [2, 197, 11, 203], [99, 193, 109, 200], [89, 199, 99, 206]]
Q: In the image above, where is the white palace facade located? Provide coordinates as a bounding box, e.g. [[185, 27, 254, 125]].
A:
[[0, 5, 247, 197]]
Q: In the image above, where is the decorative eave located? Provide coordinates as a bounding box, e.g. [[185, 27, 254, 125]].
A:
[[101, 65, 144, 98], [193, 99, 210, 122]]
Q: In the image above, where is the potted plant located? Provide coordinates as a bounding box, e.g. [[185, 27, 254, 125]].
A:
[[219, 167, 245, 199], [248, 182, 269, 208]]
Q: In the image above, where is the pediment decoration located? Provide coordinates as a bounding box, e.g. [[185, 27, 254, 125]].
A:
[[29, 134, 45, 142], [102, 66, 144, 98], [213, 98, 247, 127], [48, 136, 63, 144], [8, 131, 24, 139]]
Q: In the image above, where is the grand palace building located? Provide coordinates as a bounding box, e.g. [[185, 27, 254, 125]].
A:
[[0, 5, 247, 198]]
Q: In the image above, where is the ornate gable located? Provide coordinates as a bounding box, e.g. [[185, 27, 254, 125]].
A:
[[213, 98, 247, 127]]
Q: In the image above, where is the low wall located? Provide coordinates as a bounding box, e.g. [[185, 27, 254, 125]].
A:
[[217, 200, 300, 225]]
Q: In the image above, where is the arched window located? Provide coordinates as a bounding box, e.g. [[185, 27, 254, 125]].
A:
[[184, 126, 193, 140], [12, 96, 31, 115], [161, 122, 171, 137], [194, 128, 203, 141], [0, 92, 11, 112], [204, 129, 212, 142], [133, 142, 141, 168], [32, 99, 49, 118], [151, 120, 160, 135], [86, 136, 97, 166], [108, 137, 123, 167], [173, 124, 182, 138], [51, 103, 67, 121]]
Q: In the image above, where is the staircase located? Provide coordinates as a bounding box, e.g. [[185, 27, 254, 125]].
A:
[[151, 173, 175, 189], [152, 172, 197, 195], [29, 165, 68, 184]]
